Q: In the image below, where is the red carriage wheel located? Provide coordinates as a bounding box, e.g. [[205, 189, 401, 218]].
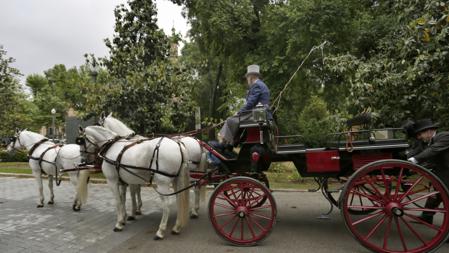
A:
[[340, 159, 449, 253], [209, 176, 277, 246]]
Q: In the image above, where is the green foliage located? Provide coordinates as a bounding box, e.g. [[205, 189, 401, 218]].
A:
[[104, 0, 169, 78], [327, 0, 449, 128], [0, 150, 28, 162], [0, 46, 37, 136], [101, 0, 197, 134], [297, 96, 343, 147]]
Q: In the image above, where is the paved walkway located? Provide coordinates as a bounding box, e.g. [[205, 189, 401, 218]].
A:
[[1, 177, 448, 253], [0, 177, 164, 253]]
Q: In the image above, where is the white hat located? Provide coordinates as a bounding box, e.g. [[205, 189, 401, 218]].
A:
[[245, 64, 261, 77]]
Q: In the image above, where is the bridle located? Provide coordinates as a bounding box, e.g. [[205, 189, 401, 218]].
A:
[[76, 134, 99, 164], [9, 130, 25, 151]]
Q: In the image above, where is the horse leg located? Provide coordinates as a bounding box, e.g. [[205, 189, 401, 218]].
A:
[[69, 173, 81, 212], [136, 185, 143, 215], [107, 181, 126, 232], [128, 184, 137, 221], [191, 187, 200, 219], [33, 170, 45, 208], [155, 195, 170, 240], [119, 183, 128, 225], [47, 175, 55, 205]]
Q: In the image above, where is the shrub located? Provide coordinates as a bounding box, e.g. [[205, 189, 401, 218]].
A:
[[0, 149, 28, 162]]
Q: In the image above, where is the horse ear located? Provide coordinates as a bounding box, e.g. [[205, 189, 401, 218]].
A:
[[78, 126, 84, 134], [15, 128, 20, 134], [100, 111, 105, 119], [108, 112, 112, 117]]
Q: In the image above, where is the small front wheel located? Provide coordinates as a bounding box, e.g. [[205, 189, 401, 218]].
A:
[[209, 176, 277, 246]]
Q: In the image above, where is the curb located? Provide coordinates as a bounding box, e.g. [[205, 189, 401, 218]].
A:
[[0, 173, 107, 184]]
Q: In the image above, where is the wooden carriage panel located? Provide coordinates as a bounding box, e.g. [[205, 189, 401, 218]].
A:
[[306, 150, 340, 173], [352, 152, 392, 170]]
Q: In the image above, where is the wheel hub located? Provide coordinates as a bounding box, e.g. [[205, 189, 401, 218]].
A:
[[236, 206, 248, 218], [385, 202, 404, 217]]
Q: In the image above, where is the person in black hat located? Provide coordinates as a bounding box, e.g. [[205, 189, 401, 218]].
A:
[[407, 118, 449, 228]]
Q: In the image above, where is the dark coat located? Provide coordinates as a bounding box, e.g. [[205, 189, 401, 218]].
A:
[[238, 79, 270, 114], [414, 131, 449, 186]]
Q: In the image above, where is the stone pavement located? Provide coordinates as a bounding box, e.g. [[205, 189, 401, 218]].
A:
[[0, 177, 168, 253]]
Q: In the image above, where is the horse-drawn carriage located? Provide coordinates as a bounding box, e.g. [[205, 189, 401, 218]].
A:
[[189, 107, 449, 253], [10, 107, 448, 253]]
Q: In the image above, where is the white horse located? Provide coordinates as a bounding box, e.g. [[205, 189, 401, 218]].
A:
[[6, 129, 89, 210], [99, 112, 207, 218], [80, 125, 190, 239]]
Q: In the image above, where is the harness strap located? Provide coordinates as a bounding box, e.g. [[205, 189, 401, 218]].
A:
[[27, 139, 49, 158]]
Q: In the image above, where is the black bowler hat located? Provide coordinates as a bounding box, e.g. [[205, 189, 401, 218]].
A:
[[414, 118, 439, 134]]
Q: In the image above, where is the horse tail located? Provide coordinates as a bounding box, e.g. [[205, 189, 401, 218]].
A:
[[175, 142, 190, 228], [77, 169, 90, 205], [198, 151, 207, 204]]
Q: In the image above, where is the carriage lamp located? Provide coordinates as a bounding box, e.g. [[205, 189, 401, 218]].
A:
[[253, 103, 267, 123], [51, 108, 56, 140]]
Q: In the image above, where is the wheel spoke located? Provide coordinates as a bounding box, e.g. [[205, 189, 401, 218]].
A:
[[217, 194, 237, 207], [364, 215, 387, 240], [351, 211, 384, 226], [399, 216, 427, 246], [247, 214, 267, 232], [402, 191, 440, 206], [240, 218, 244, 240], [250, 212, 273, 221], [382, 216, 393, 250], [395, 216, 408, 252], [215, 211, 236, 217], [404, 213, 442, 231], [350, 188, 382, 203], [393, 168, 404, 200], [403, 207, 447, 213], [215, 202, 236, 210], [398, 176, 424, 202], [245, 216, 257, 239], [218, 215, 237, 232], [347, 205, 383, 210], [251, 204, 272, 211], [228, 216, 240, 238], [364, 176, 388, 202]]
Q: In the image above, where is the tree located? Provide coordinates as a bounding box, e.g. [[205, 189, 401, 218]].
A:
[[102, 0, 197, 134], [327, 0, 449, 128], [0, 46, 37, 136], [104, 0, 169, 79]]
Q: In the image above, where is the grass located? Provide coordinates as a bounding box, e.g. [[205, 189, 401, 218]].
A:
[[0, 161, 313, 189]]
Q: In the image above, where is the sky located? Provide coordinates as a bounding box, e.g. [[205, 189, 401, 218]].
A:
[[0, 0, 189, 83]]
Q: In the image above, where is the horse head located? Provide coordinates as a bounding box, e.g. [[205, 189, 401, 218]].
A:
[[102, 113, 135, 138]]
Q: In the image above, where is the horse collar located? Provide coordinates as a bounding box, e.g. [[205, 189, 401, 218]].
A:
[[28, 138, 49, 158]]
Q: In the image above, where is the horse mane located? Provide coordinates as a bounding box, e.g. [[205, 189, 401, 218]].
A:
[[104, 115, 135, 137], [85, 126, 119, 142]]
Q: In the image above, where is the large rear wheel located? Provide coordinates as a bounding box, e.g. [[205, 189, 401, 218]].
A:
[[209, 176, 277, 246], [340, 159, 449, 253]]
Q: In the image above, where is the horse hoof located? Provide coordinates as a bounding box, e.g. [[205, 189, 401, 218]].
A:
[[48, 201, 54, 205], [36, 204, 44, 208], [153, 235, 163, 240], [135, 211, 142, 215], [190, 214, 199, 219], [72, 206, 81, 212], [113, 227, 123, 232], [127, 216, 136, 221], [171, 230, 180, 235]]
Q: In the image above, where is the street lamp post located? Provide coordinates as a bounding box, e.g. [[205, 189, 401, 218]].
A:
[[51, 108, 56, 140]]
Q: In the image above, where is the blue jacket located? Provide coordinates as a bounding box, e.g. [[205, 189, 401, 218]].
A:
[[238, 79, 271, 114]]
